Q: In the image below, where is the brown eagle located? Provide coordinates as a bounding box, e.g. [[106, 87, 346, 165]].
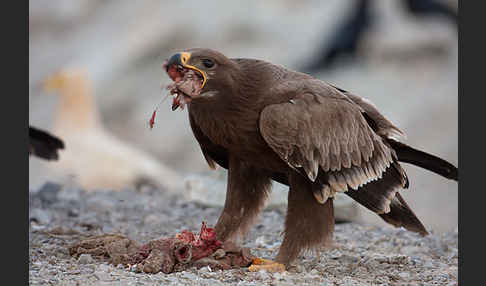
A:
[[164, 48, 457, 271]]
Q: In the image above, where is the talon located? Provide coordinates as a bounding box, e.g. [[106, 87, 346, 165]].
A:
[[248, 258, 285, 272], [251, 257, 274, 265]]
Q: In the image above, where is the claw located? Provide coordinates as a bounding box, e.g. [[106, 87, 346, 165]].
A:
[[248, 258, 285, 272]]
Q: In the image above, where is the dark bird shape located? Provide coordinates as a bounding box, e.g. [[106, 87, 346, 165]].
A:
[[302, 0, 373, 73], [403, 0, 457, 26], [164, 48, 458, 271], [29, 126, 65, 161], [302, 0, 457, 73]]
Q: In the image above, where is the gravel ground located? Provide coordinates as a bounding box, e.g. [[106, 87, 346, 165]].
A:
[[29, 182, 457, 285], [29, 0, 458, 234]]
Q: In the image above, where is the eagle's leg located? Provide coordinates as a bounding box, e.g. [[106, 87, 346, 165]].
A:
[[215, 157, 272, 244], [250, 171, 335, 272]]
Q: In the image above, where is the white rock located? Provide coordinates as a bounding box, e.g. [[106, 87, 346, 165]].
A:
[[29, 209, 51, 225], [77, 254, 94, 264], [398, 272, 410, 279], [129, 264, 139, 272], [255, 236, 266, 247], [94, 271, 112, 281]]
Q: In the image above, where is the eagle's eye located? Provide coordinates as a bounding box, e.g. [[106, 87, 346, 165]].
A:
[[202, 59, 215, 68]]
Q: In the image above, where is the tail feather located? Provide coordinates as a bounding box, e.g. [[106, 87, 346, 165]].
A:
[[388, 140, 457, 181], [345, 162, 429, 235], [29, 126, 65, 161], [379, 193, 429, 236], [270, 161, 429, 235]]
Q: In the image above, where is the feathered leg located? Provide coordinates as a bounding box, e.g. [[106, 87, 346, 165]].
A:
[[215, 156, 272, 242], [276, 172, 335, 266], [250, 172, 334, 272]]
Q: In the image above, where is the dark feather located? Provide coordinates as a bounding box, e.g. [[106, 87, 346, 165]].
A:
[[276, 172, 334, 265], [341, 87, 457, 182], [388, 140, 458, 181], [379, 193, 429, 236], [345, 162, 427, 235], [214, 156, 272, 242], [29, 126, 65, 161]]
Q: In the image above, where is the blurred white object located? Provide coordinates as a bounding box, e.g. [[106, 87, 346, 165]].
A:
[[43, 69, 183, 192]]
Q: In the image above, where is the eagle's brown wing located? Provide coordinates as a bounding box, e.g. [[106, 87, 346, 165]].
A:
[[260, 89, 396, 185], [258, 83, 414, 220], [342, 87, 457, 180]]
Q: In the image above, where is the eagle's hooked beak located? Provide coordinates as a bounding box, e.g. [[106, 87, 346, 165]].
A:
[[166, 52, 207, 88], [166, 52, 207, 111], [165, 52, 185, 72]]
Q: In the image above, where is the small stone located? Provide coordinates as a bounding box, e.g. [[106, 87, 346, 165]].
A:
[[36, 182, 62, 206], [181, 271, 197, 280], [131, 264, 141, 273], [78, 254, 94, 264], [57, 246, 70, 256], [255, 236, 266, 247], [256, 270, 270, 280], [439, 273, 450, 280], [144, 214, 163, 225], [67, 208, 80, 217], [85, 264, 96, 273], [94, 271, 112, 281], [212, 249, 225, 259], [199, 265, 211, 273], [398, 272, 410, 280], [97, 263, 112, 272], [29, 209, 51, 225], [273, 272, 287, 281], [400, 246, 422, 256], [328, 249, 342, 259], [389, 255, 410, 265], [294, 264, 305, 273], [30, 222, 46, 231], [57, 186, 82, 202]]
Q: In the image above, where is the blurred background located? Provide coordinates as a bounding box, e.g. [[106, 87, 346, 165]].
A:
[[29, 0, 457, 233]]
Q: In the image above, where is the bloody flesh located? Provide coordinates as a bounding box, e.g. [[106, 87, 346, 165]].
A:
[[69, 221, 253, 274], [149, 61, 204, 128], [149, 109, 157, 129]]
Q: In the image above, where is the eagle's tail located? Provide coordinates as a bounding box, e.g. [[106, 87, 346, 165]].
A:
[[378, 193, 428, 235], [345, 162, 429, 236], [388, 140, 457, 181], [29, 126, 65, 161]]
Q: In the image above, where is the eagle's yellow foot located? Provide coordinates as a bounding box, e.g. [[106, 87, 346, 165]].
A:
[[248, 258, 285, 272]]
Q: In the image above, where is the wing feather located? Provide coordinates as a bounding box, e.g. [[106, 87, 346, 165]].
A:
[[259, 92, 394, 191]]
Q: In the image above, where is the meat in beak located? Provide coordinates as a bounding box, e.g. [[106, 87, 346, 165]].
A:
[[165, 52, 207, 111], [172, 97, 181, 111]]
